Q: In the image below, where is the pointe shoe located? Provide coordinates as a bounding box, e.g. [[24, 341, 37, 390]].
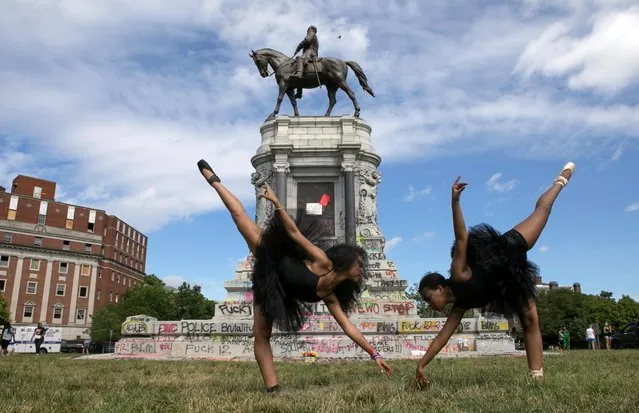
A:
[[530, 368, 544, 381], [554, 162, 575, 187], [197, 159, 220, 184]]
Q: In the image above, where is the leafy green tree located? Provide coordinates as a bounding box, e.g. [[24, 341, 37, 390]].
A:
[[89, 274, 217, 343], [174, 282, 216, 319], [0, 296, 10, 323]]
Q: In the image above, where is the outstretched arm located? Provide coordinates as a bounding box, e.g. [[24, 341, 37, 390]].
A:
[[294, 39, 306, 56], [324, 294, 392, 376], [259, 183, 331, 268], [451, 176, 470, 282], [415, 306, 465, 385]]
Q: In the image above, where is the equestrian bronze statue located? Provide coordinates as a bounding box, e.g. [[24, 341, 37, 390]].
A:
[[249, 45, 375, 120]]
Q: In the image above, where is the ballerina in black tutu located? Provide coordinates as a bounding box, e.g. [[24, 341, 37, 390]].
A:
[[197, 159, 392, 393], [415, 161, 576, 385]]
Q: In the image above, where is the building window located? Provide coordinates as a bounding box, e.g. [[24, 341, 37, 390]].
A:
[[26, 281, 37, 294], [79, 286, 88, 298], [53, 306, 63, 320], [0, 279, 5, 292], [33, 186, 42, 199], [109, 291, 113, 302], [30, 259, 40, 271], [0, 256, 8, 268], [96, 289, 101, 300], [76, 309, 86, 322], [56, 284, 65, 296], [8, 196, 18, 221], [117, 273, 120, 283], [3, 233, 12, 244], [62, 240, 70, 251], [84, 244, 92, 253], [59, 262, 68, 274], [115, 294, 119, 303], [23, 305, 34, 319], [128, 278, 132, 287], [34, 237, 42, 247], [88, 210, 96, 233], [37, 214, 46, 225], [81, 264, 90, 276]]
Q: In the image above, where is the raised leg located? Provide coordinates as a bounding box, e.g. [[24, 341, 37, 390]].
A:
[[253, 304, 279, 391], [286, 89, 299, 116], [518, 300, 543, 376], [338, 80, 361, 118], [324, 86, 338, 116], [513, 162, 575, 249], [197, 160, 262, 254]]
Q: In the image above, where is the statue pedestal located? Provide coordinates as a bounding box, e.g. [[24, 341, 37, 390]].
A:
[[114, 116, 514, 360]]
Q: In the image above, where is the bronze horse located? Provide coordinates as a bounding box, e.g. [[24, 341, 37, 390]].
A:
[[249, 48, 375, 120]]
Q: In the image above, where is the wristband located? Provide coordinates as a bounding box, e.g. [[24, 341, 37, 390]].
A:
[[371, 351, 381, 360]]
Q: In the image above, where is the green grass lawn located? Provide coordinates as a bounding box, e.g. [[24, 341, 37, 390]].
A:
[[0, 350, 637, 412]]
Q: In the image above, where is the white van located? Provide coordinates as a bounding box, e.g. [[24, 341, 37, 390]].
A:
[[9, 325, 62, 354]]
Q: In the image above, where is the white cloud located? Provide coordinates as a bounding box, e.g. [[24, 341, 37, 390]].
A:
[[486, 173, 517, 193], [611, 143, 624, 161], [402, 186, 432, 202], [624, 202, 639, 213], [0, 0, 638, 233], [412, 231, 436, 242], [514, 5, 639, 94], [539, 245, 549, 253], [162, 274, 187, 288], [384, 236, 402, 252]]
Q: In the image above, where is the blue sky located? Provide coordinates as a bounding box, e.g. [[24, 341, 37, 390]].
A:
[[1, 0, 638, 301]]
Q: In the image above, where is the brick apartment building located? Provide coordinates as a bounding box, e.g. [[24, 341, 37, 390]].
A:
[[0, 175, 147, 339]]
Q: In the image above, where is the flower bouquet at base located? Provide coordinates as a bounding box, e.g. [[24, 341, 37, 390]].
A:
[[302, 351, 318, 363]]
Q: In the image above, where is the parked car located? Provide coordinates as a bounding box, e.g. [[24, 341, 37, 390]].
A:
[[60, 339, 85, 353], [610, 322, 638, 349]]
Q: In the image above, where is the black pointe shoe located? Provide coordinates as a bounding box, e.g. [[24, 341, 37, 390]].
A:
[[197, 159, 220, 184]]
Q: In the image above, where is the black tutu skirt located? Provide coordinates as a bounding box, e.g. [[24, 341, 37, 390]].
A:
[[251, 211, 327, 333], [452, 223, 539, 318]]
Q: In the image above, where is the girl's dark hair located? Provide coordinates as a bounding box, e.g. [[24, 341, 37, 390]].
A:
[[418, 271, 447, 298], [285, 211, 369, 311], [325, 243, 368, 312]]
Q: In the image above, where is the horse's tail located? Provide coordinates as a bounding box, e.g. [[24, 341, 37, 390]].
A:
[[346, 61, 375, 97]]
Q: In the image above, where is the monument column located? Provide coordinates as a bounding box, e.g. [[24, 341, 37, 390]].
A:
[[273, 154, 290, 207], [341, 157, 357, 245]]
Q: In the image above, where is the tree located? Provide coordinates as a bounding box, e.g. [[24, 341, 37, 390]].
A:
[[535, 288, 639, 349], [174, 282, 216, 319], [89, 274, 217, 343], [90, 304, 125, 343], [0, 296, 10, 323]]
